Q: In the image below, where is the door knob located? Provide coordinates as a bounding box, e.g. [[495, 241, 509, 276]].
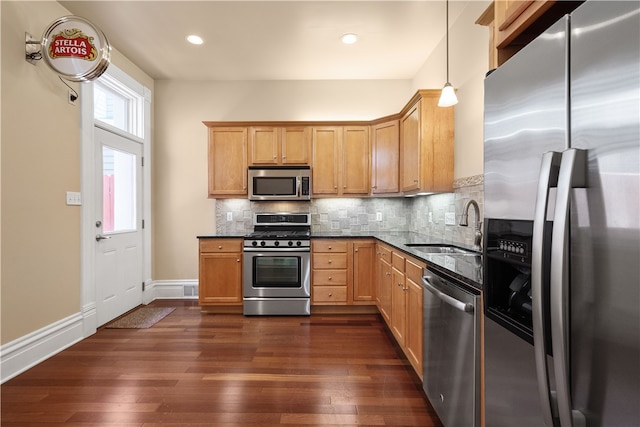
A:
[[95, 234, 111, 242]]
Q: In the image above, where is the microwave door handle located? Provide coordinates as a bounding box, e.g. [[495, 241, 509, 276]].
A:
[[532, 151, 562, 426], [550, 149, 587, 427], [297, 176, 301, 197]]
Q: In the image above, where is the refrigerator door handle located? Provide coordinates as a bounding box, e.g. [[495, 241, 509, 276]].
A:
[[532, 150, 563, 426], [551, 148, 587, 427]]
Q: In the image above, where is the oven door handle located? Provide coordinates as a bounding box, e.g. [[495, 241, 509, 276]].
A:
[[243, 247, 310, 253]]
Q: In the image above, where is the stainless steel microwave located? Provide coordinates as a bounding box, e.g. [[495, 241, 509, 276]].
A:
[[248, 166, 311, 201]]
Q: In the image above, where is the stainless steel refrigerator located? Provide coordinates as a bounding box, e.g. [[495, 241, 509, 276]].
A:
[[482, 1, 639, 426]]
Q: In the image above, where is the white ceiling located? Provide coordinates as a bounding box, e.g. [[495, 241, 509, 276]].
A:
[[59, 1, 468, 81]]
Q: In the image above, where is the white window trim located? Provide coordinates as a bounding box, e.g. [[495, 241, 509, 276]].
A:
[[79, 63, 152, 337]]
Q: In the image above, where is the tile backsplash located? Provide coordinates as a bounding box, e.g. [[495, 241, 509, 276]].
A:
[[215, 175, 484, 249]]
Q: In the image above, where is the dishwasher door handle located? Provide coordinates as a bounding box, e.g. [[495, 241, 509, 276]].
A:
[[421, 275, 474, 313]]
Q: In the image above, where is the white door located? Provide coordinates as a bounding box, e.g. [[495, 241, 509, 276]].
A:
[[94, 126, 143, 326]]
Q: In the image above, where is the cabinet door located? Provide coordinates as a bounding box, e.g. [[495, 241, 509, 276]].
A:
[[312, 127, 340, 195], [372, 120, 400, 194], [400, 102, 420, 192], [495, 0, 555, 48], [377, 246, 393, 323], [342, 126, 370, 195], [249, 127, 279, 165], [208, 127, 247, 196], [405, 258, 425, 377], [391, 265, 407, 346], [281, 127, 310, 165], [198, 252, 242, 305], [353, 241, 376, 303]]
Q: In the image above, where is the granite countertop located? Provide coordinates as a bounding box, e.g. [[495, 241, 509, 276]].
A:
[[198, 231, 483, 291]]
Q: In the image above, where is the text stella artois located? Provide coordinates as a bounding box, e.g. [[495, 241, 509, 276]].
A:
[[48, 28, 97, 61]]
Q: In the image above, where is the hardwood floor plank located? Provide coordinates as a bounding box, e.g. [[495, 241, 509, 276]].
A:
[[1, 301, 442, 426]]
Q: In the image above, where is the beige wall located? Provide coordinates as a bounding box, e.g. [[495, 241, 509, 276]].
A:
[[1, 1, 82, 344], [153, 1, 490, 281], [0, 1, 153, 345], [412, 0, 490, 179], [152, 80, 411, 280]]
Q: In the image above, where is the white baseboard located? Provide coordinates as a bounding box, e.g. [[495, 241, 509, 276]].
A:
[[0, 312, 84, 384], [0, 279, 198, 384]]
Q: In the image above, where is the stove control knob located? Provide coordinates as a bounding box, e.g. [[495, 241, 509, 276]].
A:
[[252, 241, 258, 247], [274, 241, 280, 247], [296, 241, 302, 247], [288, 241, 294, 247], [260, 241, 266, 247]]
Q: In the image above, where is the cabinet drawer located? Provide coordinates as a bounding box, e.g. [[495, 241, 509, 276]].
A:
[[406, 258, 426, 283], [313, 286, 347, 303], [312, 240, 348, 253], [199, 239, 242, 253], [313, 253, 348, 269], [378, 244, 392, 260], [392, 252, 405, 271], [313, 269, 347, 286]]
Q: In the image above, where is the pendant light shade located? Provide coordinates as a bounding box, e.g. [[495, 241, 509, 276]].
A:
[[438, 82, 458, 107], [438, 0, 458, 107]]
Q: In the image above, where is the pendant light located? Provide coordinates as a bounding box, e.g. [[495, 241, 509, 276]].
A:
[[438, 0, 458, 107]]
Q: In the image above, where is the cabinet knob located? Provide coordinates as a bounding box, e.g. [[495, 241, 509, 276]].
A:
[[328, 276, 332, 280], [355, 249, 358, 253], [328, 260, 332, 264], [334, 186, 338, 189], [328, 246, 332, 250], [328, 293, 333, 297], [413, 179, 418, 183], [282, 156, 286, 159], [273, 156, 277, 159], [343, 185, 347, 189], [236, 259, 240, 262], [218, 245, 222, 249], [386, 272, 391, 276]]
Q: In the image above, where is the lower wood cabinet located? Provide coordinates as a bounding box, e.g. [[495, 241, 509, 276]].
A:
[[375, 242, 425, 379], [312, 239, 349, 304], [312, 239, 376, 305], [198, 238, 243, 306]]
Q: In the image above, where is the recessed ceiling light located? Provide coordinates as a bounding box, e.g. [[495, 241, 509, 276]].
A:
[[341, 33, 358, 44], [186, 35, 204, 45]]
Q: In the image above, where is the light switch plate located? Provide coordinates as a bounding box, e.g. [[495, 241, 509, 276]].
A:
[[445, 212, 456, 225], [376, 212, 382, 221], [428, 212, 433, 223], [66, 191, 82, 206], [226, 212, 233, 221]]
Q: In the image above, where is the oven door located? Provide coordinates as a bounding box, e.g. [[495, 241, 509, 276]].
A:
[[243, 249, 310, 298]]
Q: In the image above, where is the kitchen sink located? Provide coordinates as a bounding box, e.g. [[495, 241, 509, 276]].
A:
[[404, 244, 479, 256]]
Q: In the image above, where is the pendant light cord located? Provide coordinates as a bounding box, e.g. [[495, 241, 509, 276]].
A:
[[446, 0, 450, 83]]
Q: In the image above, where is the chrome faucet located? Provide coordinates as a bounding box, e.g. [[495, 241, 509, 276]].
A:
[[459, 199, 482, 251]]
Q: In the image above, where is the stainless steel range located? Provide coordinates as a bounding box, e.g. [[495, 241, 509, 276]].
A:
[[243, 213, 311, 316]]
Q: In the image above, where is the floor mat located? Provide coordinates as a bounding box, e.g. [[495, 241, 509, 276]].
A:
[[105, 306, 175, 329]]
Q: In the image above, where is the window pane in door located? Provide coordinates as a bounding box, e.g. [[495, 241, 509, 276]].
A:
[[94, 82, 129, 132], [103, 146, 136, 233]]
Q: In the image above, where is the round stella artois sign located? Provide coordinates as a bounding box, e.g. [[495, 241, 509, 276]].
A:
[[42, 16, 110, 82]]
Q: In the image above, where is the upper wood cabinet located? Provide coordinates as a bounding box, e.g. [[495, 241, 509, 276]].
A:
[[400, 90, 454, 194], [477, 1, 584, 67], [207, 127, 247, 198], [342, 126, 370, 195], [371, 119, 400, 194], [311, 127, 340, 196], [312, 126, 370, 197], [248, 126, 310, 166]]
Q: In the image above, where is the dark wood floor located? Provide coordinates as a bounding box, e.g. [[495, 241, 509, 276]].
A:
[[1, 300, 442, 426]]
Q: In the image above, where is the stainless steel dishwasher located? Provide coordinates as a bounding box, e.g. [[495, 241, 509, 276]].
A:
[[422, 267, 480, 427]]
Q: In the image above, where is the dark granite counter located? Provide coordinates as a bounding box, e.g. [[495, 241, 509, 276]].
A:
[[313, 231, 483, 290], [198, 231, 483, 291]]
